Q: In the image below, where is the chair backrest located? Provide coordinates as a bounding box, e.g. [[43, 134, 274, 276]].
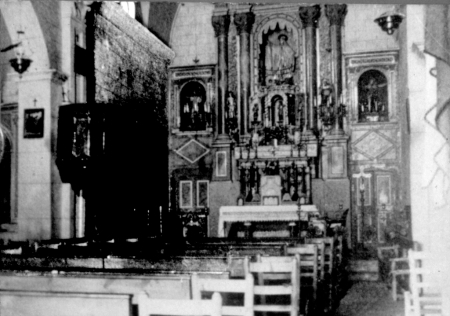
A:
[[138, 292, 222, 316], [191, 273, 254, 316], [286, 244, 318, 301], [248, 255, 300, 316], [407, 249, 442, 316], [306, 237, 334, 277]]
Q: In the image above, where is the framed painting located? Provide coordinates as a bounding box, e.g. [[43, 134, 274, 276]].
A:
[[216, 151, 227, 177], [179, 180, 193, 209], [197, 180, 209, 208], [24, 109, 44, 138], [376, 175, 391, 205]]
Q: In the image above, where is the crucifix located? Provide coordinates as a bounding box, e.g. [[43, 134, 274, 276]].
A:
[[352, 166, 372, 246]]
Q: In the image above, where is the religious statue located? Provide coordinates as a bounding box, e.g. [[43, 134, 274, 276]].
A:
[[252, 103, 259, 123], [265, 33, 296, 85], [225, 91, 238, 139], [226, 92, 236, 119], [276, 98, 284, 122], [364, 78, 387, 112]]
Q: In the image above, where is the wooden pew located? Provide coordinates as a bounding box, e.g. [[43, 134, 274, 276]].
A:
[[286, 244, 319, 314], [305, 237, 336, 313], [138, 292, 222, 316], [248, 255, 300, 316], [0, 290, 133, 316], [191, 272, 254, 316]]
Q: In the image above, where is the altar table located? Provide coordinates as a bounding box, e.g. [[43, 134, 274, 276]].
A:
[[218, 204, 319, 237]]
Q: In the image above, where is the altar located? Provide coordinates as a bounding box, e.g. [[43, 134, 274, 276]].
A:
[[218, 204, 319, 237]]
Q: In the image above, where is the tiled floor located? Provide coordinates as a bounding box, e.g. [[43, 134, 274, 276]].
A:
[[335, 281, 404, 316]]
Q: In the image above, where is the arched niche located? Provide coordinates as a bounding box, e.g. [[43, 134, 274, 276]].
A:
[[179, 80, 209, 132], [253, 15, 301, 87], [357, 69, 388, 122]]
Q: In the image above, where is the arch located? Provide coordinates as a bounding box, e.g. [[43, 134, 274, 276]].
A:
[[254, 15, 301, 47], [0, 0, 50, 72]]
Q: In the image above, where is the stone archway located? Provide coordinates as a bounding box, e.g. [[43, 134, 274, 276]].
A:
[[0, 0, 50, 72]]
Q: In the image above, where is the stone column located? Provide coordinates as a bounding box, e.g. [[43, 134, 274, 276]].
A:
[[212, 14, 231, 138], [325, 4, 347, 134], [299, 5, 321, 132], [234, 11, 255, 139]]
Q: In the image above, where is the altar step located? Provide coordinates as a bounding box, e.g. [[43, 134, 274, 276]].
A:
[[347, 259, 379, 281]]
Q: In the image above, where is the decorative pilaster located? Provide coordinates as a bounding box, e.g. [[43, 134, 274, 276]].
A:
[[234, 11, 255, 140], [299, 5, 321, 132], [212, 14, 231, 138], [325, 4, 347, 134], [212, 13, 233, 181]]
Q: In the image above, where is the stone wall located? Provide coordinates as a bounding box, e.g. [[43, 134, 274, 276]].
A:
[[83, 2, 174, 238], [88, 2, 173, 107]]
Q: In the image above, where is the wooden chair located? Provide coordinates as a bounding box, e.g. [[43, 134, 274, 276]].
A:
[[191, 273, 254, 316], [404, 249, 442, 316], [247, 255, 300, 316], [286, 244, 319, 315], [138, 292, 222, 316], [377, 245, 410, 301], [305, 237, 335, 313]]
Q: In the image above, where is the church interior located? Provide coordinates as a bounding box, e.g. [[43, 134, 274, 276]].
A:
[[0, 1, 449, 316]]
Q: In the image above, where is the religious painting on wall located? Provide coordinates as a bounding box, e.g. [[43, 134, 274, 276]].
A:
[[358, 70, 388, 122], [330, 146, 345, 176], [197, 180, 209, 208], [24, 109, 44, 138], [376, 175, 391, 206], [216, 151, 227, 177], [179, 181, 193, 209], [261, 27, 298, 86]]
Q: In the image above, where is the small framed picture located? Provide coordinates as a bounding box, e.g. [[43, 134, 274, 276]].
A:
[[179, 181, 193, 209], [197, 180, 209, 208], [216, 151, 227, 177], [24, 109, 44, 138]]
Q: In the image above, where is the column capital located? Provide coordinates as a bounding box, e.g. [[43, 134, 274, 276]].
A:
[[325, 4, 348, 26], [212, 14, 231, 37], [299, 5, 321, 29], [234, 12, 255, 35]]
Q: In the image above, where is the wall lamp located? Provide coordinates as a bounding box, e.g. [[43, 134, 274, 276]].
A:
[[374, 11, 405, 35]]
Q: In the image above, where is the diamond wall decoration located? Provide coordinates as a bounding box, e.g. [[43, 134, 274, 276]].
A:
[[175, 139, 210, 164], [353, 131, 393, 159]]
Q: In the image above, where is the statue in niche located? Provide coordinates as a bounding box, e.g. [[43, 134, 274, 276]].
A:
[[180, 81, 207, 131], [365, 78, 387, 112], [265, 33, 296, 85], [225, 91, 238, 138], [358, 70, 388, 122], [226, 92, 236, 119]]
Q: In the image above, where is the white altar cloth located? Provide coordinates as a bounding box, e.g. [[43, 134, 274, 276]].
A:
[[218, 204, 319, 237]]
